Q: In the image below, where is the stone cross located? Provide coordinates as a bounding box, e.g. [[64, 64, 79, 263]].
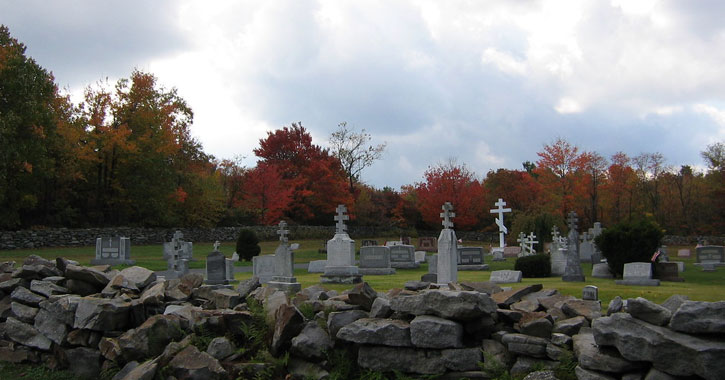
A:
[[440, 202, 455, 229], [567, 211, 578, 232], [551, 226, 560, 241], [334, 204, 349, 234], [172, 230, 184, 250], [526, 232, 539, 252], [517, 232, 527, 250], [591, 222, 603, 237], [580, 231, 590, 243], [490, 198, 512, 248], [213, 241, 220, 251], [277, 220, 289, 244]]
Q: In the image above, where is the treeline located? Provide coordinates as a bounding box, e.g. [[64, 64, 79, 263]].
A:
[[1, 26, 723, 237]]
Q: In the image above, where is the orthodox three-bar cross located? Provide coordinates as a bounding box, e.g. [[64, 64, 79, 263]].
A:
[[567, 211, 578, 231], [440, 202, 455, 229], [334, 204, 349, 233], [277, 220, 289, 244]]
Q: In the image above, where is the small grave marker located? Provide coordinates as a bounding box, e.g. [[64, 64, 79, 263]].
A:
[[359, 246, 395, 275], [389, 245, 419, 269], [417, 237, 437, 252], [582, 285, 598, 301], [92, 236, 134, 266], [489, 270, 522, 284], [457, 246, 489, 271], [615, 262, 660, 286], [678, 249, 691, 257]]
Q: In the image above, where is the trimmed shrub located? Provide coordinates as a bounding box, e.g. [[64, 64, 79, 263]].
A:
[[236, 229, 261, 261], [594, 219, 663, 278], [514, 254, 551, 278]]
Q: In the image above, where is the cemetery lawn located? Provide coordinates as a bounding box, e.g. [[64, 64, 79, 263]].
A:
[[1, 240, 723, 307]]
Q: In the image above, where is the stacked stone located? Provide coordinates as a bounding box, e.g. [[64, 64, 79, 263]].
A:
[[1, 256, 724, 380]]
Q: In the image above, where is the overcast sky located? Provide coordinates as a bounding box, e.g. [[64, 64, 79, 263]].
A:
[[3, 0, 724, 189]]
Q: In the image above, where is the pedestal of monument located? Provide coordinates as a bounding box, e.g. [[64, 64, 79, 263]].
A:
[[321, 233, 362, 284], [268, 276, 303, 293]]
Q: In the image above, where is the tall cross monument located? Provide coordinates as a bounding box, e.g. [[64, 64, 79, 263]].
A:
[[437, 202, 458, 284], [490, 198, 512, 250]]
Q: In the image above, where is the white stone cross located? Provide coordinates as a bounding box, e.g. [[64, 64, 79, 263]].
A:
[[526, 232, 539, 253], [580, 231, 590, 243], [517, 232, 527, 249], [277, 220, 289, 244], [490, 198, 512, 248], [172, 230, 184, 249], [440, 202, 455, 229], [591, 222, 603, 237], [213, 240, 220, 251], [551, 226, 560, 241], [334, 204, 349, 234]]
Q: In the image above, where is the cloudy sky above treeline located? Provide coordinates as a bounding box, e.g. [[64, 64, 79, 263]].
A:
[[4, 0, 725, 188]]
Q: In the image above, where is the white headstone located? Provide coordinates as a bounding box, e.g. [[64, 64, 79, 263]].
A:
[[489, 270, 522, 284], [268, 220, 302, 293], [322, 205, 362, 284], [92, 236, 134, 265], [582, 285, 598, 301], [615, 262, 660, 286]]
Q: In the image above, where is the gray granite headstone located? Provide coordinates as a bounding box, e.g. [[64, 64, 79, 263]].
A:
[[579, 232, 593, 263], [677, 249, 691, 257], [582, 285, 598, 301], [591, 263, 613, 278], [615, 262, 660, 286], [361, 239, 379, 247], [695, 246, 724, 269], [268, 221, 302, 293], [562, 211, 585, 282], [307, 260, 327, 273], [322, 204, 362, 284], [389, 245, 419, 269], [414, 251, 427, 263], [437, 202, 458, 284], [503, 246, 521, 257], [359, 246, 395, 275], [92, 236, 134, 265], [457, 246, 489, 270], [550, 248, 568, 276], [252, 255, 276, 284], [654, 262, 683, 282], [489, 270, 522, 284], [492, 248, 505, 261], [205, 250, 228, 285]]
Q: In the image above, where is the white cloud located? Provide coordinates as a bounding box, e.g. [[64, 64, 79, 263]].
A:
[[555, 98, 582, 114], [481, 48, 527, 76]]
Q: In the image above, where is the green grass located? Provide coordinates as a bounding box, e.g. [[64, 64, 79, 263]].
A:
[[1, 239, 722, 306], [0, 362, 78, 380]]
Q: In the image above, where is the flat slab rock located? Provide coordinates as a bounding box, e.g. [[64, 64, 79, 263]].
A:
[[593, 312, 725, 380], [357, 345, 481, 374], [336, 318, 412, 347], [390, 289, 497, 321]]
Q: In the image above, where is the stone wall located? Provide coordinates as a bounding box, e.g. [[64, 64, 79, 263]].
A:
[[1, 226, 721, 250]]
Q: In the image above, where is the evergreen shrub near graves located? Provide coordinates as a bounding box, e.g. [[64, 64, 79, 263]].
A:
[[595, 218, 663, 278], [514, 254, 551, 277], [236, 229, 261, 261]]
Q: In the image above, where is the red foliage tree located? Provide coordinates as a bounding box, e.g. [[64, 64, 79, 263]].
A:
[[535, 138, 588, 218], [242, 163, 293, 225], [416, 161, 486, 230]]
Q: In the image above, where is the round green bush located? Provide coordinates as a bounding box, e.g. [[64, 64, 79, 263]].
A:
[[236, 229, 261, 261], [514, 254, 551, 278], [594, 219, 663, 278]]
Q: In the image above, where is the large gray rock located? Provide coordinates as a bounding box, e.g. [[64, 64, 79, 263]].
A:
[[606, 296, 623, 315], [119, 266, 157, 289], [660, 294, 688, 314], [64, 264, 110, 288], [290, 321, 332, 360], [593, 312, 725, 380], [114, 359, 157, 380], [369, 297, 392, 318], [561, 299, 601, 322], [626, 297, 672, 326], [287, 358, 330, 380], [65, 346, 101, 378], [236, 277, 260, 299], [327, 310, 369, 338], [13, 264, 60, 280], [575, 365, 617, 380], [553, 316, 589, 336], [73, 297, 131, 331], [38, 295, 79, 325], [347, 282, 378, 311], [520, 316, 553, 339], [644, 367, 678, 380], [10, 301, 38, 323], [669, 301, 725, 334], [139, 281, 166, 305], [11, 286, 46, 306], [573, 331, 644, 373], [491, 284, 543, 308], [211, 288, 242, 309], [337, 318, 412, 347], [29, 280, 68, 297], [118, 314, 184, 362], [167, 345, 226, 380], [410, 315, 463, 348], [481, 339, 512, 370], [501, 333, 548, 358], [441, 347, 482, 371], [510, 356, 557, 377], [357, 346, 446, 374], [34, 308, 68, 345], [5, 317, 52, 350], [207, 336, 235, 360], [390, 289, 497, 321], [270, 304, 304, 356]]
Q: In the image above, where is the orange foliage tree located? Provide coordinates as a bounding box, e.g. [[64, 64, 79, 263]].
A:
[[535, 138, 588, 219]]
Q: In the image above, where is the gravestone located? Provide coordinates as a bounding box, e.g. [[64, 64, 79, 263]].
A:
[[205, 242, 229, 285], [322, 205, 362, 284], [307, 260, 327, 273], [524, 232, 538, 256], [163, 231, 192, 279], [489, 270, 522, 284], [385, 241, 403, 247], [417, 237, 437, 252], [422, 253, 439, 282], [503, 246, 521, 257], [414, 251, 426, 263], [92, 236, 134, 265], [658, 245, 670, 262], [677, 249, 691, 257], [437, 202, 458, 284], [671, 261, 685, 273], [579, 232, 594, 263], [490, 198, 512, 252], [361, 239, 379, 247], [615, 262, 660, 286], [389, 245, 419, 268], [562, 212, 585, 282], [516, 232, 529, 257], [654, 262, 684, 282], [694, 246, 725, 270], [550, 226, 568, 276], [253, 255, 276, 284], [359, 246, 395, 275], [582, 285, 598, 301], [401, 236, 412, 245], [225, 258, 235, 282], [591, 263, 614, 278], [492, 249, 505, 262], [457, 247, 489, 271], [588, 222, 605, 263], [268, 221, 302, 293]]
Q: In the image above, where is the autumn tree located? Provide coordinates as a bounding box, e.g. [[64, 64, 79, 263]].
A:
[[580, 151, 608, 226], [483, 169, 542, 213], [632, 152, 667, 222], [328, 122, 386, 193], [254, 122, 352, 224], [416, 160, 485, 230], [535, 138, 587, 218], [601, 152, 637, 225], [241, 163, 293, 225]]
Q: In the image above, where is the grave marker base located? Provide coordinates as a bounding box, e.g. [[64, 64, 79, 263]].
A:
[[90, 258, 135, 266], [359, 268, 396, 275], [458, 264, 490, 271], [268, 276, 302, 294], [615, 279, 660, 286], [321, 266, 362, 284], [562, 274, 586, 282], [390, 262, 420, 269]]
